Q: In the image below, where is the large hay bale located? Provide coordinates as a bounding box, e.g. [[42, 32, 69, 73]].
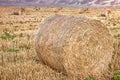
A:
[[35, 15, 114, 80]]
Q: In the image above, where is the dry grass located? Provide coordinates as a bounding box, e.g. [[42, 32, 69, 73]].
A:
[[0, 6, 120, 80], [0, 28, 65, 80]]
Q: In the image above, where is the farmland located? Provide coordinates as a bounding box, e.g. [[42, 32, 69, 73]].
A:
[[0, 6, 120, 80]]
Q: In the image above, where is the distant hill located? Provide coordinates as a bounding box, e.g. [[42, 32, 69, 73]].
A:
[[0, 0, 120, 7]]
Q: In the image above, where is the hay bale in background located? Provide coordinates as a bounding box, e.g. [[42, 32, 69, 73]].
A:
[[35, 15, 114, 80], [13, 8, 25, 15], [34, 6, 41, 11], [79, 8, 89, 14], [54, 7, 63, 13]]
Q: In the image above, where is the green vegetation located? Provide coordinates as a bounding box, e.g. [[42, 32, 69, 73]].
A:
[[115, 34, 120, 40], [14, 26, 19, 28], [27, 34, 30, 40], [25, 44, 31, 51], [0, 22, 3, 25], [6, 22, 13, 25], [19, 33, 23, 38], [0, 31, 16, 40], [13, 26, 19, 31], [19, 21, 24, 24], [30, 24, 33, 27], [113, 43, 117, 49], [18, 20, 39, 24], [6, 47, 19, 53], [85, 77, 95, 80], [114, 71, 120, 80], [81, 71, 120, 80]]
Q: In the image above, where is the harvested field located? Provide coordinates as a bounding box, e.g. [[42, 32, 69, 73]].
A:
[[0, 6, 120, 80]]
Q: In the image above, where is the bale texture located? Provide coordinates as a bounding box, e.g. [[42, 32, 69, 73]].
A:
[[35, 15, 114, 80]]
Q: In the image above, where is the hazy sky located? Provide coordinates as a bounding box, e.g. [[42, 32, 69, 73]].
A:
[[0, 0, 120, 7]]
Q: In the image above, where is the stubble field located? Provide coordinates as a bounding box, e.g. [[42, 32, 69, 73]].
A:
[[0, 6, 120, 80]]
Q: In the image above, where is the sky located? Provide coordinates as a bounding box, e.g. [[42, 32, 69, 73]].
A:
[[0, 0, 120, 8]]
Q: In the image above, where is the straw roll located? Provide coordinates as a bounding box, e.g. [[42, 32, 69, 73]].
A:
[[35, 15, 114, 80]]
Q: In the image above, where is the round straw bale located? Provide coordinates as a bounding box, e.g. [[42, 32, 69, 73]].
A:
[[35, 15, 114, 80], [13, 8, 21, 15], [13, 8, 25, 15]]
